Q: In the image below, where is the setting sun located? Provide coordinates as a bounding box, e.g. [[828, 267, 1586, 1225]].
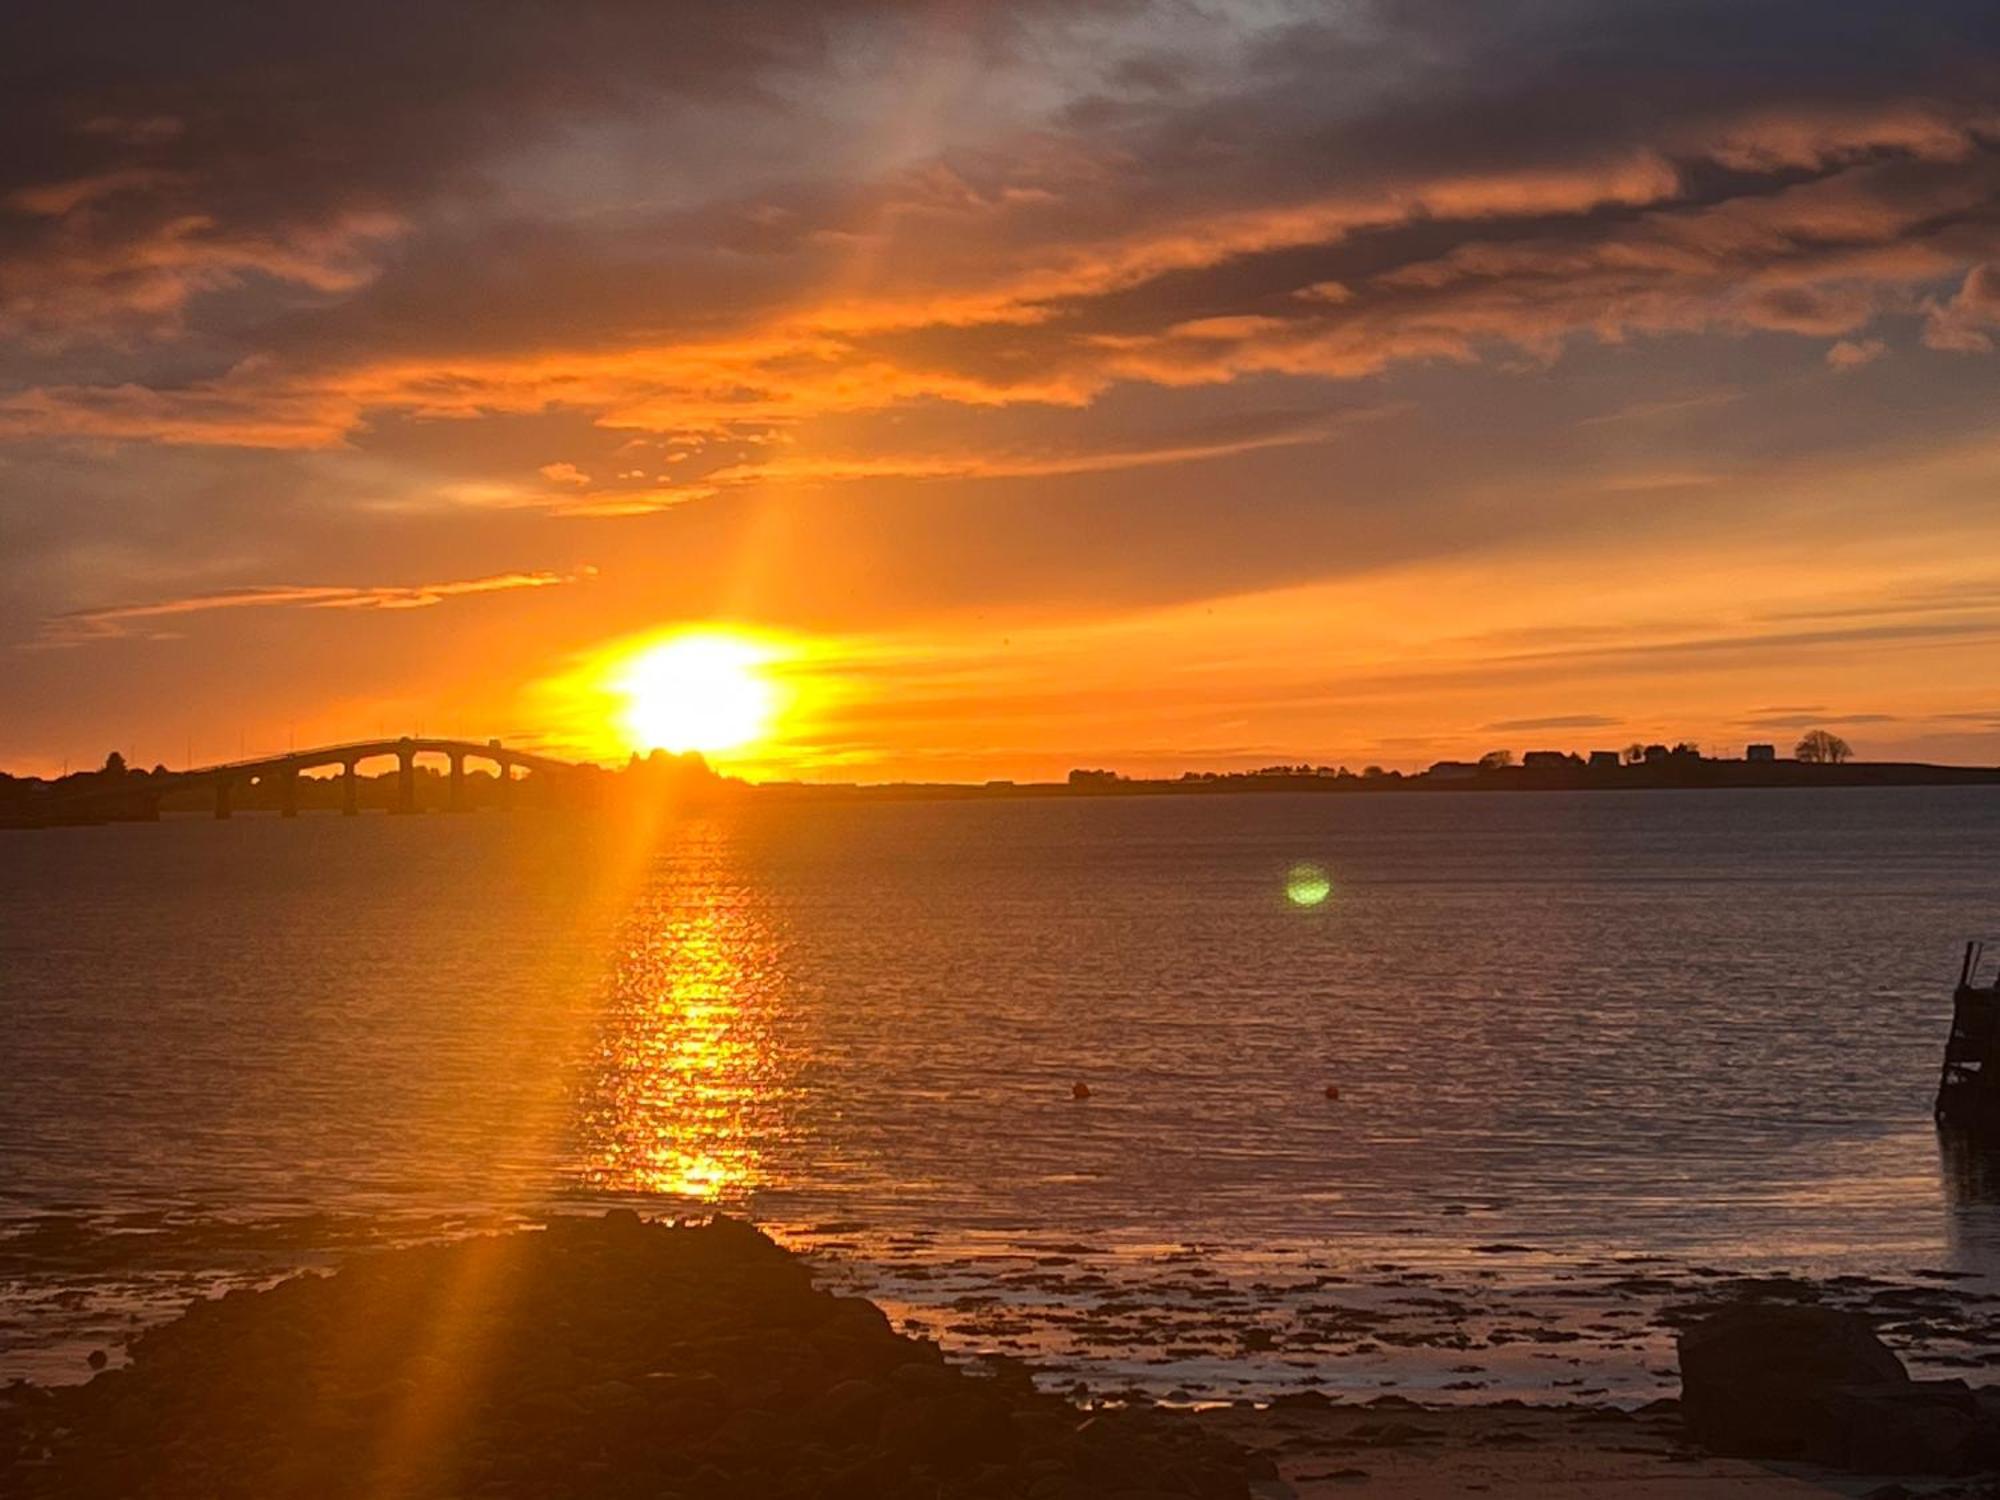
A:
[[17, 11, 2000, 1497], [617, 634, 776, 754]]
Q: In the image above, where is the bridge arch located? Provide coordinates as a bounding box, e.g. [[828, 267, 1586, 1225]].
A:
[[164, 737, 578, 819]]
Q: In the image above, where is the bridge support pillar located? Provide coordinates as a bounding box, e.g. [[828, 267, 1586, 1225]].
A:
[[395, 745, 416, 815], [497, 762, 512, 809], [448, 752, 466, 812], [342, 760, 359, 816], [214, 778, 232, 820], [279, 769, 299, 818]]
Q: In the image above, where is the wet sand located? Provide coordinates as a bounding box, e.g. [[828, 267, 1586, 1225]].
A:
[[1201, 1402, 1981, 1498]]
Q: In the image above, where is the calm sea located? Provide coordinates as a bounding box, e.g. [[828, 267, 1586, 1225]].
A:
[[6, 787, 2000, 1397]]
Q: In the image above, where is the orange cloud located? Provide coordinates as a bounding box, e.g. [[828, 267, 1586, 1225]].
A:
[[0, 104, 1991, 480], [0, 201, 404, 345], [746, 430, 2000, 780], [1826, 337, 1888, 369], [37, 569, 592, 645], [1923, 262, 2000, 352], [1701, 105, 1999, 171], [694, 409, 1391, 489]]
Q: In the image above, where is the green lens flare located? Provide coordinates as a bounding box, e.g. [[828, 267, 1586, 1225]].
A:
[[1286, 862, 1332, 907]]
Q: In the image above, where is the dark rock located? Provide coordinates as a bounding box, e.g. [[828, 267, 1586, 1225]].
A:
[[1269, 1389, 1331, 1410], [1010, 1407, 1073, 1452], [813, 1376, 889, 1441], [574, 1378, 642, 1414], [1678, 1302, 1910, 1463], [1810, 1380, 1985, 1476], [0, 1213, 1258, 1500], [886, 1359, 954, 1389]]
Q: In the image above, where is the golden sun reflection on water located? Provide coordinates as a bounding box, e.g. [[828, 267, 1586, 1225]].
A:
[[578, 884, 791, 1202]]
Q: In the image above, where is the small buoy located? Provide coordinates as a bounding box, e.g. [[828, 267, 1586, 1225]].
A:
[[1323, 1085, 1341, 1101], [1072, 1081, 1091, 1101]]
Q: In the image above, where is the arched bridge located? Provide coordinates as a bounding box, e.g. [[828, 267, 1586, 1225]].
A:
[[168, 738, 585, 818]]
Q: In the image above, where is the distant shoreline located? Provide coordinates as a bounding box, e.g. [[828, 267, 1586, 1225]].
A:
[[753, 759, 2000, 803], [7, 755, 1998, 827]]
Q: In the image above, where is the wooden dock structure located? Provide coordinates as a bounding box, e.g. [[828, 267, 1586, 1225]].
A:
[[1936, 941, 2000, 1134]]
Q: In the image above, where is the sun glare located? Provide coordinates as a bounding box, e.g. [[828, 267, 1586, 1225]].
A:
[[616, 634, 777, 755]]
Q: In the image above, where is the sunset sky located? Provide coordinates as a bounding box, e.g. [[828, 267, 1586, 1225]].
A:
[[7, 1, 2000, 780]]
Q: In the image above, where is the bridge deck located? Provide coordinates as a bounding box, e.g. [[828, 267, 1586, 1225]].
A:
[[167, 738, 582, 784]]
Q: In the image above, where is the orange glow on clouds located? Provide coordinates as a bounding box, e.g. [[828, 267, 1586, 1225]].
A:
[[8, 11, 2000, 780]]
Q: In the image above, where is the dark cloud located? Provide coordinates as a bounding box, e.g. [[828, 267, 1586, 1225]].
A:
[[1735, 710, 1901, 728], [0, 0, 1989, 467], [0, 1, 1132, 349], [35, 568, 590, 646], [1482, 714, 1623, 731]]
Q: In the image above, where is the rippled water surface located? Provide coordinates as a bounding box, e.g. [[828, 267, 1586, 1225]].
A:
[[6, 787, 2000, 1394]]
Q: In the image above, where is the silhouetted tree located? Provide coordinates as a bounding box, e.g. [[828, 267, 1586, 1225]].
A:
[[1478, 749, 1514, 769], [1795, 729, 1853, 764], [100, 751, 127, 777], [1623, 742, 1647, 764]]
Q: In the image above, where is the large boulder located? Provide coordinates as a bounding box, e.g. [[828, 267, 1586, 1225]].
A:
[[1815, 1379, 1985, 1475], [1679, 1303, 2000, 1473], [1678, 1303, 1906, 1458]]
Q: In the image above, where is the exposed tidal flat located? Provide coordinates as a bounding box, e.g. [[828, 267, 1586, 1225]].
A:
[[10, 1212, 2000, 1499], [7, 787, 2000, 1435]]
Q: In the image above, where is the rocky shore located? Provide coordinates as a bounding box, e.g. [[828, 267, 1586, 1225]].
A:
[[0, 1213, 1272, 1500], [12, 1212, 2000, 1499]]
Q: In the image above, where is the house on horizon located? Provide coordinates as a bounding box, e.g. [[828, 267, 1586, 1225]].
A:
[[1426, 760, 1480, 781], [1067, 768, 1123, 786], [1746, 743, 1777, 762], [1522, 750, 1583, 770], [1588, 750, 1621, 769]]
